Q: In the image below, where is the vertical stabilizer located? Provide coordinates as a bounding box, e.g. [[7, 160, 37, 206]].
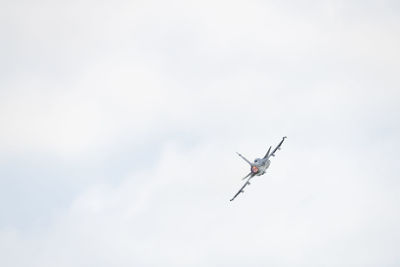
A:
[[236, 152, 252, 166], [264, 146, 272, 159]]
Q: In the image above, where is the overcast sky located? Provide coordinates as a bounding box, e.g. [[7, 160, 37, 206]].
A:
[[1, 0, 400, 266]]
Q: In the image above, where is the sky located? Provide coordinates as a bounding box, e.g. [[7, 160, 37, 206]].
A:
[[1, 0, 400, 266]]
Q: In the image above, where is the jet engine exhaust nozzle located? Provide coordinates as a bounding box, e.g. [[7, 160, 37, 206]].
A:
[[251, 166, 259, 174]]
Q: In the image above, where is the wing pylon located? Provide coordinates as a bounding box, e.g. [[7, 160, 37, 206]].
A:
[[269, 136, 287, 158], [230, 174, 256, 201]]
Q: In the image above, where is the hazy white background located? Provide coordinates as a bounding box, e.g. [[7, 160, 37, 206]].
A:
[[1, 0, 399, 266]]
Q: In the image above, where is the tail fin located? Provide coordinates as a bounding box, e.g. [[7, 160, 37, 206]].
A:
[[236, 152, 252, 166], [263, 146, 272, 159]]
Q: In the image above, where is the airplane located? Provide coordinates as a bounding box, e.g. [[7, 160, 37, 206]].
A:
[[230, 136, 287, 201]]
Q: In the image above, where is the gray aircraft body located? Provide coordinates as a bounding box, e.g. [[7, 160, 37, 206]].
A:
[[230, 136, 287, 201]]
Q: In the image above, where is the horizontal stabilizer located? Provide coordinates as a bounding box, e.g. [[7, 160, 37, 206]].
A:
[[242, 172, 252, 180]]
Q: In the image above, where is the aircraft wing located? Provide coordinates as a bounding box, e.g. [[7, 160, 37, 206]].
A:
[[269, 136, 287, 158], [230, 174, 256, 201]]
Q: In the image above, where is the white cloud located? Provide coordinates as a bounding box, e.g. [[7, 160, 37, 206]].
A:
[[1, 0, 400, 266], [1, 140, 399, 266], [2, 0, 399, 156]]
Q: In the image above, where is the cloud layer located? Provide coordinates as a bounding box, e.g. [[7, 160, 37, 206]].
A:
[[1, 0, 400, 266]]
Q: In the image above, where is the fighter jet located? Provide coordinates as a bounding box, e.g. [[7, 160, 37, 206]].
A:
[[230, 136, 287, 201]]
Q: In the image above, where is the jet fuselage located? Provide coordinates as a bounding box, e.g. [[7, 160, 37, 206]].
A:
[[251, 158, 270, 175]]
